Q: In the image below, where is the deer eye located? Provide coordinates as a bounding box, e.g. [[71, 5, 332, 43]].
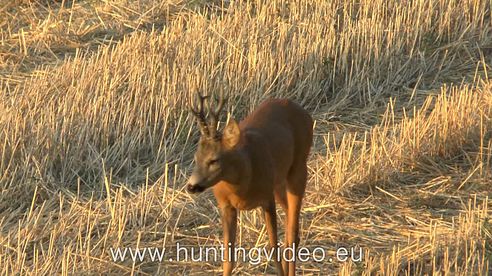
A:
[[208, 159, 219, 167]]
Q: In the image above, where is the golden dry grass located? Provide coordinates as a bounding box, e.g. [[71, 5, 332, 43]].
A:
[[0, 0, 491, 275]]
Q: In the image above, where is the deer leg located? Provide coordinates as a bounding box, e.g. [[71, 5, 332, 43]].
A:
[[285, 191, 302, 276], [221, 205, 237, 276], [284, 165, 307, 276], [263, 199, 284, 276]]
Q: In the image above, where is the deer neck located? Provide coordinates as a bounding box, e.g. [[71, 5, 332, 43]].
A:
[[222, 146, 252, 194]]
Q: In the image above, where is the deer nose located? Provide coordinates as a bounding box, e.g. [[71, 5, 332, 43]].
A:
[[187, 173, 205, 193], [187, 183, 205, 193]]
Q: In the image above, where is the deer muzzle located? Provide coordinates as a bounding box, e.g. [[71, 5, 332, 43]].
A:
[[187, 172, 207, 194], [186, 183, 206, 193]]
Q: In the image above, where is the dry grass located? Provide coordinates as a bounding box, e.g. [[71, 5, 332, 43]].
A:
[[0, 0, 491, 275]]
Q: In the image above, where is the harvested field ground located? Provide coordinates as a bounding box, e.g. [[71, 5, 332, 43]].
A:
[[0, 0, 491, 275]]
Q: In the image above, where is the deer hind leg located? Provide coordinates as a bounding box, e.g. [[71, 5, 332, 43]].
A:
[[283, 163, 307, 276], [263, 199, 284, 276], [274, 181, 288, 212]]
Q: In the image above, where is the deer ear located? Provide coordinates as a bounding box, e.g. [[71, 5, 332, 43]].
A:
[[222, 118, 240, 149]]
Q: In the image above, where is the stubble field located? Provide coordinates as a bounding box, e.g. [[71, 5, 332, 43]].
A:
[[1, 0, 491, 274]]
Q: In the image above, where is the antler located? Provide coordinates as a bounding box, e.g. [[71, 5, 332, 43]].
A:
[[190, 92, 210, 136], [189, 90, 227, 139], [208, 90, 226, 138]]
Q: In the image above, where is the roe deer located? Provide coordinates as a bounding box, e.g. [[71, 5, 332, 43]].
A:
[[187, 92, 313, 276]]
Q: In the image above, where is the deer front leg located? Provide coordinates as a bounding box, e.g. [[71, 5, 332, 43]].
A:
[[221, 205, 237, 276], [263, 200, 284, 276]]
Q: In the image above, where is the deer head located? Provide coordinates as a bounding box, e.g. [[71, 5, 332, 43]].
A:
[[187, 91, 243, 193]]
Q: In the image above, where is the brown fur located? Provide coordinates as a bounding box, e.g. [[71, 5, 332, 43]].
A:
[[188, 98, 313, 276]]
